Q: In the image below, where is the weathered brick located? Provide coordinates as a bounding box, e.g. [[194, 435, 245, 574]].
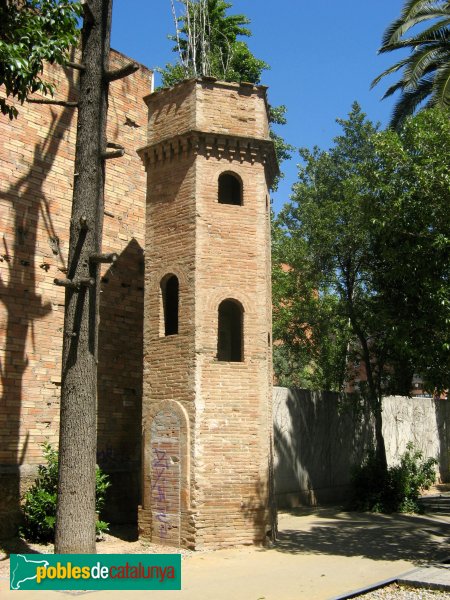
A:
[[0, 50, 152, 535], [138, 80, 275, 550]]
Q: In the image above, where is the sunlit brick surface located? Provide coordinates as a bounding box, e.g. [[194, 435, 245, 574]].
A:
[[139, 80, 275, 550], [0, 51, 152, 535]]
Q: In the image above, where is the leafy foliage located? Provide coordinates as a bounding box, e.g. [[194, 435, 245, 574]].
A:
[[0, 0, 82, 119], [362, 108, 450, 395], [268, 105, 295, 191], [272, 104, 450, 467], [372, 0, 450, 129], [273, 103, 382, 397], [160, 1, 292, 189], [351, 443, 437, 513], [160, 0, 268, 85], [20, 443, 110, 543]]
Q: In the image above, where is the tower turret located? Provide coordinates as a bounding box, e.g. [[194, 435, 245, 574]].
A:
[[138, 78, 277, 549]]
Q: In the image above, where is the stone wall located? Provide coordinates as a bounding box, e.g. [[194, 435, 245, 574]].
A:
[[273, 387, 450, 508], [0, 51, 152, 537]]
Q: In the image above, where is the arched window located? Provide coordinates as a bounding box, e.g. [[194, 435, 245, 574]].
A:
[[161, 274, 179, 336], [217, 299, 243, 362], [218, 172, 242, 206]]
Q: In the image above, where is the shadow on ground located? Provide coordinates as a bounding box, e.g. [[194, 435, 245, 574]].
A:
[[0, 538, 44, 560], [105, 524, 139, 542], [272, 507, 450, 564]]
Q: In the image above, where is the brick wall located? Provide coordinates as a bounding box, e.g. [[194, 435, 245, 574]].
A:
[[0, 50, 152, 536], [139, 79, 276, 549]]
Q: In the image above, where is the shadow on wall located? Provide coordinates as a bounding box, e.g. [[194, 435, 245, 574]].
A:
[[239, 470, 275, 545], [97, 238, 144, 526], [0, 65, 78, 539], [435, 398, 450, 483], [273, 387, 374, 508]]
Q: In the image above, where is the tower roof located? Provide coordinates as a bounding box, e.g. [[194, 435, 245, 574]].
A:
[[138, 77, 279, 187]]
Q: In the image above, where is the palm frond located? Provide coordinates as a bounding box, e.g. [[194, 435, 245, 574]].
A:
[[382, 80, 408, 100], [371, 56, 413, 88], [402, 46, 445, 89], [380, 23, 450, 52], [382, 0, 448, 44], [432, 62, 450, 106], [390, 77, 434, 129], [407, 19, 450, 42], [375, 1, 450, 123]]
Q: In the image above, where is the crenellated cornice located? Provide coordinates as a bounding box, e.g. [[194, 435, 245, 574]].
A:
[[137, 130, 279, 188]]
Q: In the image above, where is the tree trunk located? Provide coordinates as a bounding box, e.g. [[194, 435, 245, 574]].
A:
[[347, 295, 388, 471], [373, 401, 387, 470], [358, 336, 388, 471], [55, 0, 112, 554]]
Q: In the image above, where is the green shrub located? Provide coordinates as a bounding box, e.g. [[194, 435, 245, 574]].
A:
[[351, 442, 437, 514], [20, 443, 111, 543]]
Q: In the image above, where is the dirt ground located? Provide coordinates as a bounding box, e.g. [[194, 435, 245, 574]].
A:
[[0, 524, 195, 580], [1, 503, 449, 600], [1, 483, 448, 581]]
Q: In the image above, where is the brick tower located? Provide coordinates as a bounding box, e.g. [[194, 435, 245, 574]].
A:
[[137, 78, 277, 550]]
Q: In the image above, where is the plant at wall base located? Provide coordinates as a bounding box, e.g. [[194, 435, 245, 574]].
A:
[[20, 443, 110, 543], [351, 443, 437, 514]]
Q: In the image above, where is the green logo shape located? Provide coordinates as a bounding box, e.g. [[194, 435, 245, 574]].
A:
[[10, 554, 181, 590]]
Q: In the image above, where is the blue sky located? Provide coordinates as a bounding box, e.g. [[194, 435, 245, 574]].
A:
[[111, 1, 407, 213]]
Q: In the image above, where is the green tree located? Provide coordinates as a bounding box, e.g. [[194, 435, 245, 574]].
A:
[[372, 0, 450, 129], [274, 103, 390, 467], [160, 0, 293, 189], [362, 108, 450, 394], [0, 0, 82, 119], [273, 104, 450, 469], [269, 105, 295, 191], [161, 0, 268, 85], [272, 220, 350, 391]]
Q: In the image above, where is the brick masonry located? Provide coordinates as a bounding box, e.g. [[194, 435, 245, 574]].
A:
[[0, 50, 152, 537], [138, 80, 276, 549], [1, 62, 276, 549]]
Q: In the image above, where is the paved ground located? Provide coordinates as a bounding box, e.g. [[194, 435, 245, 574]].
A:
[[1, 506, 449, 600]]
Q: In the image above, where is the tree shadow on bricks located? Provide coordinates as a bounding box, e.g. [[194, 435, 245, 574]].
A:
[[273, 509, 450, 564], [0, 60, 78, 539]]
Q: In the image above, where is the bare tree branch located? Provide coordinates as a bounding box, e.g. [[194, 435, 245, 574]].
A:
[[26, 98, 78, 107], [67, 61, 86, 72], [105, 62, 139, 82]]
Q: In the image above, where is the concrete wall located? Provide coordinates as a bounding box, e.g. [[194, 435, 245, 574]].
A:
[[273, 387, 450, 508]]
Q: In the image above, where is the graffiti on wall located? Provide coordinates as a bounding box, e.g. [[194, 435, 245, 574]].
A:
[[150, 411, 181, 545]]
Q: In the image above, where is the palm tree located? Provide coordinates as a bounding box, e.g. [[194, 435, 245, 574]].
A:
[[372, 0, 450, 129]]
